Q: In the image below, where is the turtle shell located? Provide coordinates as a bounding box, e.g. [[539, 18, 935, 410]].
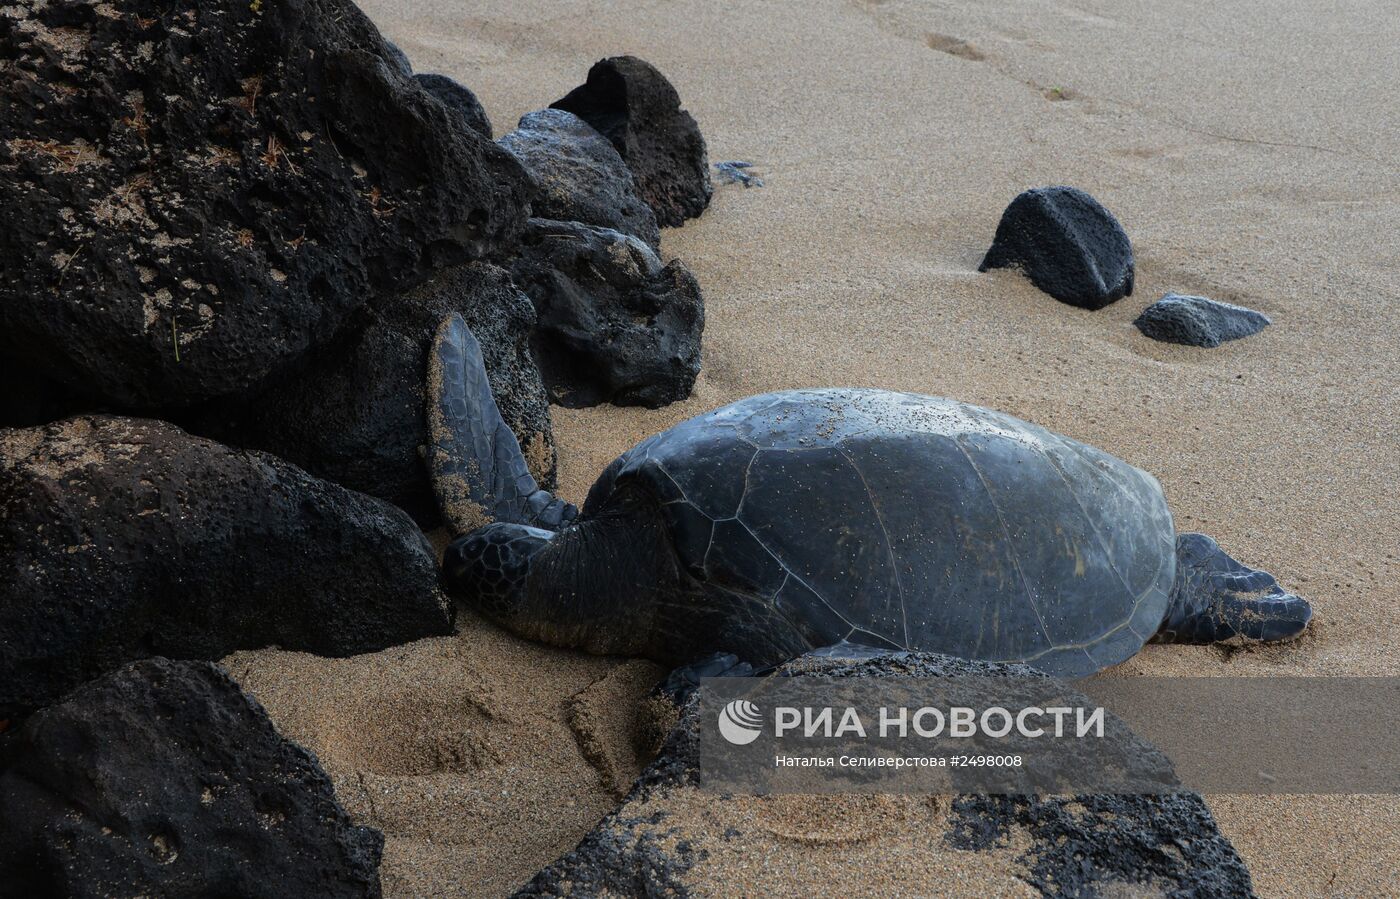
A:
[[582, 389, 1175, 677]]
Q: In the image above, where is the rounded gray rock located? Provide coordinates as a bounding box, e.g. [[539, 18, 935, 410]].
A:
[[1134, 293, 1271, 347], [500, 108, 661, 248]]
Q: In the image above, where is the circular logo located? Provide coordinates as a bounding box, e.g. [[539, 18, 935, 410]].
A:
[[718, 699, 763, 745]]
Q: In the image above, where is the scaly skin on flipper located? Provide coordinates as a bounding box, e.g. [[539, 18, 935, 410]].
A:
[[426, 314, 576, 533], [1152, 533, 1312, 644]]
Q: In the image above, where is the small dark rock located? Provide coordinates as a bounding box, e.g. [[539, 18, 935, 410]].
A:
[[384, 39, 413, 76], [191, 263, 556, 525], [1134, 293, 1271, 348], [511, 219, 704, 409], [980, 186, 1134, 309], [0, 416, 451, 717], [552, 56, 712, 227], [0, 0, 531, 411], [416, 72, 494, 139], [0, 658, 383, 898], [500, 109, 661, 248], [516, 649, 1254, 899]]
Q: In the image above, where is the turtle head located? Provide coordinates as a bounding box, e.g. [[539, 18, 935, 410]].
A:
[[443, 523, 555, 627]]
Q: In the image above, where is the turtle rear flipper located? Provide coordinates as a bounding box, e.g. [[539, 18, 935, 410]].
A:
[[427, 313, 576, 534], [1153, 533, 1312, 644]]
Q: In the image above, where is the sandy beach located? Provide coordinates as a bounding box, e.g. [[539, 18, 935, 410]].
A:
[[228, 0, 1400, 894]]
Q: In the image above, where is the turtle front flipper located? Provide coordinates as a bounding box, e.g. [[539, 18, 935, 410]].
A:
[[427, 313, 577, 534], [654, 652, 758, 705], [1152, 533, 1312, 644]]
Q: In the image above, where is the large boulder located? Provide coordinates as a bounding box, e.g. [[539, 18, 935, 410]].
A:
[[500, 109, 660, 248], [516, 650, 1255, 898], [416, 72, 493, 139], [552, 56, 712, 228], [979, 186, 1134, 310], [0, 658, 383, 898], [0, 416, 451, 718], [511, 219, 704, 409], [1134, 293, 1271, 348], [0, 0, 531, 411], [192, 263, 557, 525]]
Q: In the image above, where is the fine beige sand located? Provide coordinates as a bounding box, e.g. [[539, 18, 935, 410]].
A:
[[230, 0, 1400, 895]]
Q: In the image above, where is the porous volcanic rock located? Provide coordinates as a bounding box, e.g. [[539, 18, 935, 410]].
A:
[[0, 0, 531, 410], [511, 219, 703, 409], [384, 39, 413, 76], [500, 108, 660, 248], [0, 658, 383, 898], [980, 186, 1134, 310], [516, 650, 1255, 898], [0, 416, 450, 717], [193, 263, 556, 525], [552, 56, 711, 227], [1134, 293, 1271, 347], [416, 72, 493, 139]]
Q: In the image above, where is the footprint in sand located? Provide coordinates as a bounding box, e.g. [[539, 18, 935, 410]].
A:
[[920, 31, 1078, 105], [924, 32, 987, 62]]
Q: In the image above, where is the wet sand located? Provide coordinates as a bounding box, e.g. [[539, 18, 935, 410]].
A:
[[231, 0, 1400, 895]]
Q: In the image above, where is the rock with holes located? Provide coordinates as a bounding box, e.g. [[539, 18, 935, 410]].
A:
[[515, 649, 1255, 898], [416, 73, 493, 139], [0, 416, 450, 717], [500, 109, 660, 248], [979, 186, 1134, 309], [0, 658, 383, 898], [1134, 293, 1271, 348], [191, 263, 556, 525], [0, 0, 531, 411], [510, 219, 703, 408], [551, 56, 712, 227]]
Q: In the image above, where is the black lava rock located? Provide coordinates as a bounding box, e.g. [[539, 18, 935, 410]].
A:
[[512, 219, 704, 409], [416, 72, 493, 139], [552, 56, 712, 227], [0, 658, 383, 898], [500, 109, 661, 248], [947, 794, 1254, 899], [0, 0, 531, 411], [385, 39, 413, 76], [0, 416, 451, 717], [191, 263, 556, 526], [980, 186, 1134, 310], [1134, 293, 1271, 347], [516, 649, 1254, 898]]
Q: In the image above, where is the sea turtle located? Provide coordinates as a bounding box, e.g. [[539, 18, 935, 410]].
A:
[[427, 314, 1311, 678]]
